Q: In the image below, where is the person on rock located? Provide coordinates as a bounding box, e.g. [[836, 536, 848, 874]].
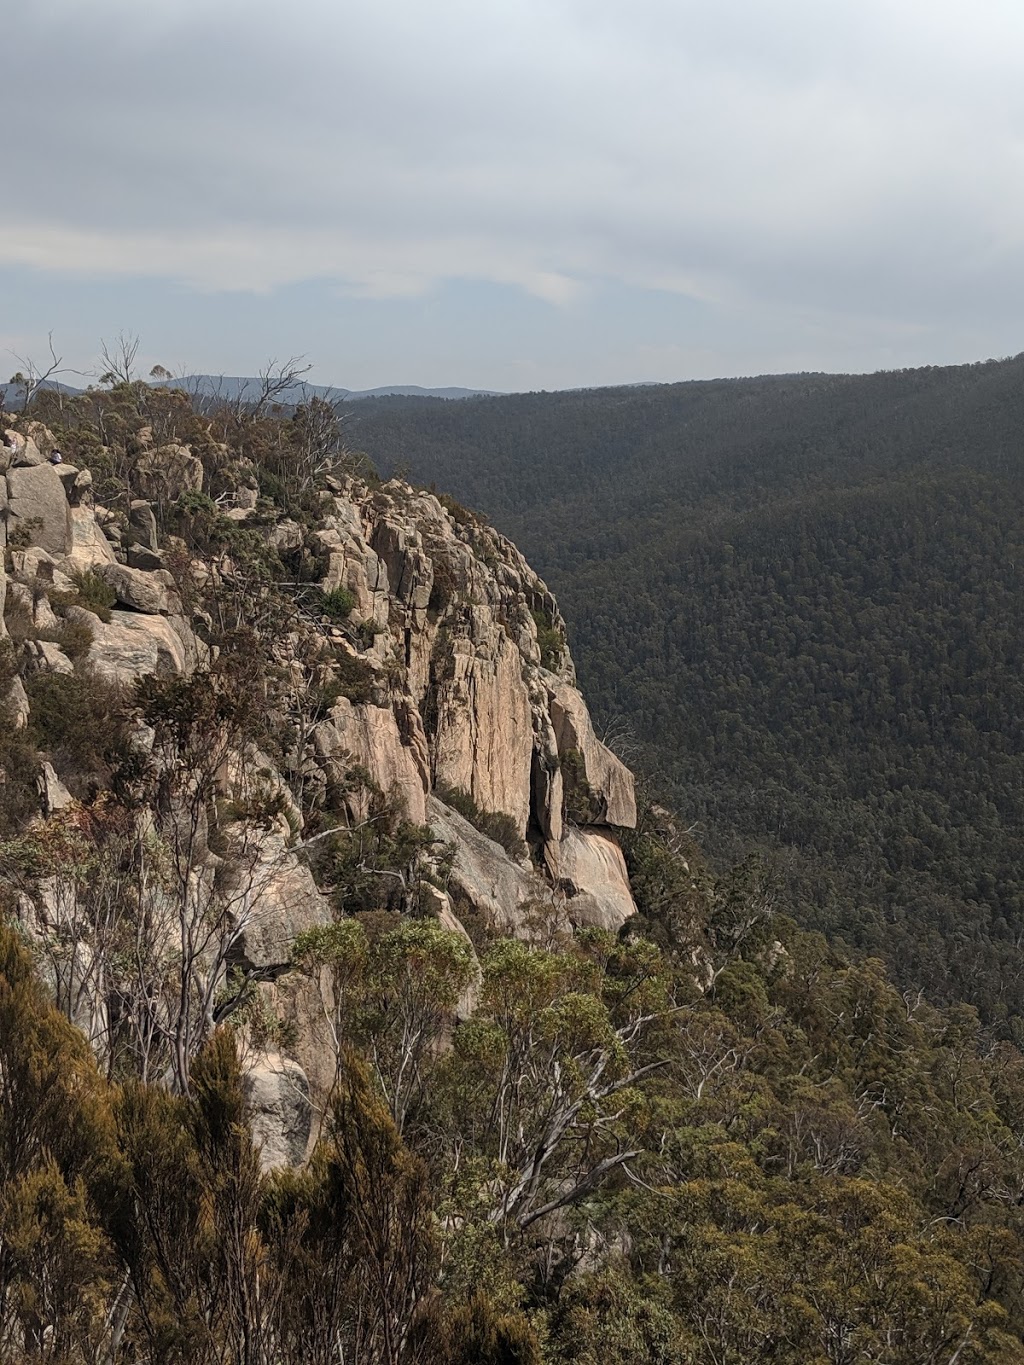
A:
[[48, 448, 63, 464]]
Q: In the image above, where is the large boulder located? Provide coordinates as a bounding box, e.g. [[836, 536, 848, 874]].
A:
[[134, 444, 203, 503], [426, 796, 559, 937], [244, 1052, 313, 1170], [555, 827, 637, 931], [82, 610, 198, 683], [313, 695, 430, 825], [129, 499, 158, 551], [6, 463, 73, 556], [61, 506, 119, 573], [98, 563, 181, 615], [546, 678, 637, 829]]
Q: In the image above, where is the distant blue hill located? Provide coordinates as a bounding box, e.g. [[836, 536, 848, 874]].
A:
[[152, 376, 502, 403], [1, 375, 501, 411]]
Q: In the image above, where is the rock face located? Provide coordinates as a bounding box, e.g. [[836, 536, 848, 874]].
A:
[[556, 828, 637, 931], [2, 451, 642, 1168], [426, 797, 558, 937], [313, 696, 430, 826], [228, 832, 332, 974], [6, 464, 73, 556], [84, 611, 199, 683], [546, 678, 637, 830], [244, 1053, 313, 1171]]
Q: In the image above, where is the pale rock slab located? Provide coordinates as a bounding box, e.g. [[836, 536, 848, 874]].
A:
[[556, 827, 637, 932], [37, 761, 74, 814], [430, 622, 535, 836], [244, 1051, 313, 1170], [98, 563, 181, 615], [546, 677, 637, 829], [62, 506, 119, 572], [83, 610, 198, 683], [3, 675, 29, 727], [6, 463, 73, 557], [313, 696, 430, 825], [227, 831, 331, 973], [426, 796, 559, 937], [26, 640, 74, 675]]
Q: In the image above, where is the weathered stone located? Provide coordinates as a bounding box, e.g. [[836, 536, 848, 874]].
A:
[[11, 437, 44, 467], [33, 594, 60, 632], [316, 525, 390, 629], [547, 678, 637, 829], [227, 832, 331, 973], [26, 640, 74, 675], [53, 464, 93, 508], [9, 546, 72, 587], [556, 827, 637, 931], [127, 545, 166, 572], [426, 796, 560, 937], [129, 499, 158, 551], [3, 674, 29, 727], [6, 463, 73, 556], [425, 883, 483, 1020], [98, 563, 180, 615], [37, 761, 73, 814], [313, 696, 429, 825], [134, 443, 203, 502], [83, 610, 198, 683], [370, 519, 434, 624], [265, 519, 303, 553], [244, 1051, 313, 1170], [58, 506, 119, 575], [431, 622, 535, 836]]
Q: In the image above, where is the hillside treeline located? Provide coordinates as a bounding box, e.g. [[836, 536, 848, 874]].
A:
[[351, 358, 1024, 1031]]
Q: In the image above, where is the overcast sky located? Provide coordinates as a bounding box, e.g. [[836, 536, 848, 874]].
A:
[[4, 0, 1024, 391]]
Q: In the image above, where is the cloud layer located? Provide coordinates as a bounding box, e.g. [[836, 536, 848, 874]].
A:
[[5, 0, 1024, 384]]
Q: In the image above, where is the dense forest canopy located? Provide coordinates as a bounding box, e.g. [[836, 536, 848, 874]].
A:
[[351, 357, 1024, 1033]]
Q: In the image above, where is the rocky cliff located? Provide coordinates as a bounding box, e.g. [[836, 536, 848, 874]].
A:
[[0, 418, 637, 1164]]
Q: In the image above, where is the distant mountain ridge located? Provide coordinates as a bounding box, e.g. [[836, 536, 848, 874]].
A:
[[0, 376, 500, 409]]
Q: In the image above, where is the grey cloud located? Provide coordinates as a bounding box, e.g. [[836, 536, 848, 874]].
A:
[[5, 0, 1024, 357]]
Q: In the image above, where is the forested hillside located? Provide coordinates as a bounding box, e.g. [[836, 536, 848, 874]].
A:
[[4, 376, 1024, 1360], [351, 358, 1024, 1034]]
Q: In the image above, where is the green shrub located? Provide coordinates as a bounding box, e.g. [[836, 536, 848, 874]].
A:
[[70, 570, 117, 622], [26, 671, 130, 797], [320, 585, 356, 620], [560, 747, 602, 825], [530, 607, 563, 671]]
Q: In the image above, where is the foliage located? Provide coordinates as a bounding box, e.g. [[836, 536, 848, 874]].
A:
[[531, 607, 563, 672]]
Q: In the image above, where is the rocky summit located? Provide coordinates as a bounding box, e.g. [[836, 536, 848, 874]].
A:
[[1, 414, 636, 1165]]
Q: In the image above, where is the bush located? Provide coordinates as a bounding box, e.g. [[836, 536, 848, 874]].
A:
[[69, 570, 117, 622], [26, 671, 131, 797], [320, 585, 356, 620], [530, 607, 563, 671]]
